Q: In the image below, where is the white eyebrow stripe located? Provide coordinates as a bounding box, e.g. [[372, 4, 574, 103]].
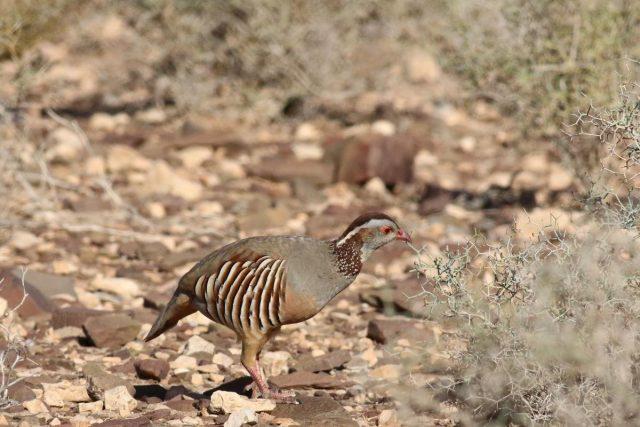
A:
[[336, 219, 396, 246]]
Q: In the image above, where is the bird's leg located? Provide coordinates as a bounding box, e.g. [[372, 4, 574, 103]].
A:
[[241, 337, 297, 403]]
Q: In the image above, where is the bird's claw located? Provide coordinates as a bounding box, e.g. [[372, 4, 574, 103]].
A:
[[243, 381, 299, 404]]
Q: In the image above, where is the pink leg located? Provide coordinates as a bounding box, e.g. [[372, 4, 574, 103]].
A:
[[243, 361, 297, 403]]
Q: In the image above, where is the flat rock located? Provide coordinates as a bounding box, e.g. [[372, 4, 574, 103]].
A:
[[52, 306, 106, 328], [270, 372, 352, 390], [83, 313, 141, 348], [18, 269, 76, 301], [247, 158, 333, 185], [271, 395, 357, 427], [0, 269, 56, 318], [209, 390, 276, 414], [366, 318, 433, 345], [83, 362, 134, 400], [293, 350, 350, 373], [183, 335, 215, 355], [104, 385, 138, 417], [7, 381, 36, 402], [135, 359, 170, 381], [225, 408, 257, 427], [42, 381, 91, 407]]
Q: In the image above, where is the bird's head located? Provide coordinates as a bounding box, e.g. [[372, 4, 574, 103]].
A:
[[335, 212, 411, 260]]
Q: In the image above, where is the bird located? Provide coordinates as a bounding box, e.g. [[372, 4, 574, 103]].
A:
[[144, 212, 411, 402]]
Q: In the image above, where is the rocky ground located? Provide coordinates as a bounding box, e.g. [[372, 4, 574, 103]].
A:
[[0, 14, 578, 427]]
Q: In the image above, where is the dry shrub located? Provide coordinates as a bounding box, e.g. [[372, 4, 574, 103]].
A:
[[427, 0, 640, 138]]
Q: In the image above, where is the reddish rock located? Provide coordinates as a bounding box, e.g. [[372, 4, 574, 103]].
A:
[[271, 371, 352, 389], [135, 359, 170, 381], [271, 395, 357, 426], [52, 307, 106, 329], [0, 269, 56, 318], [366, 318, 434, 345], [333, 134, 416, 186], [247, 158, 333, 185], [293, 350, 351, 373], [83, 313, 141, 348]]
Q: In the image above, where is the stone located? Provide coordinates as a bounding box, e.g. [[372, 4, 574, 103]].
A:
[[170, 355, 198, 371], [294, 123, 321, 141], [238, 206, 290, 233], [176, 146, 212, 168], [378, 409, 400, 427], [135, 359, 170, 381], [91, 276, 141, 299], [209, 391, 275, 414], [405, 50, 441, 83], [10, 231, 40, 250], [89, 112, 130, 132], [23, 399, 49, 414], [7, 382, 36, 402], [260, 351, 290, 377], [136, 108, 167, 124], [212, 352, 234, 368], [42, 381, 91, 407], [107, 145, 151, 172], [22, 269, 76, 301], [371, 120, 395, 136], [548, 163, 573, 191], [270, 372, 351, 390], [247, 159, 333, 185], [0, 269, 56, 318], [79, 400, 104, 413], [83, 362, 134, 400], [52, 307, 105, 328], [104, 385, 138, 417], [335, 134, 415, 186], [225, 408, 257, 427], [293, 350, 351, 373], [46, 127, 84, 163], [83, 313, 141, 348], [141, 161, 203, 201], [183, 335, 215, 356], [292, 143, 324, 160], [364, 177, 389, 196], [366, 318, 433, 345], [270, 395, 357, 427], [370, 364, 402, 380]]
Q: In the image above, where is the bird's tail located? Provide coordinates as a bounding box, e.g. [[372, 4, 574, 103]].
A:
[[144, 290, 196, 341]]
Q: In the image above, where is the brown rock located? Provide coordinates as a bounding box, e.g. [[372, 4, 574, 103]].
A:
[[134, 359, 170, 381], [271, 395, 357, 427], [7, 382, 36, 402], [52, 307, 105, 329], [165, 398, 196, 413], [366, 318, 433, 345], [83, 362, 134, 400], [83, 313, 141, 348], [94, 417, 151, 427], [334, 134, 416, 186], [293, 350, 350, 373], [0, 269, 56, 318], [247, 158, 333, 185], [270, 372, 352, 390]]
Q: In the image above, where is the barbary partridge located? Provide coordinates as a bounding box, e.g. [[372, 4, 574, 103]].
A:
[[145, 212, 411, 402]]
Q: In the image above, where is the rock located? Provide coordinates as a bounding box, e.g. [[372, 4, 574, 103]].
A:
[[335, 134, 415, 186], [42, 381, 91, 407], [135, 359, 170, 381], [176, 146, 212, 168], [378, 409, 400, 427], [0, 269, 57, 318], [371, 120, 395, 136], [405, 50, 441, 83], [183, 335, 215, 356], [8, 382, 36, 402], [548, 163, 573, 191], [294, 122, 321, 141], [53, 326, 85, 340], [293, 350, 351, 373], [292, 143, 324, 160], [260, 351, 290, 377], [366, 318, 434, 345], [79, 400, 104, 413], [135, 108, 167, 124], [89, 112, 130, 132], [247, 158, 333, 185], [46, 127, 84, 163], [170, 355, 198, 371], [21, 269, 76, 302], [209, 391, 276, 414], [364, 177, 389, 196], [107, 145, 151, 172], [271, 395, 357, 427], [141, 161, 203, 201], [91, 276, 141, 299], [370, 364, 402, 380], [10, 231, 40, 250], [104, 385, 138, 417], [52, 307, 105, 328], [83, 313, 141, 348], [212, 352, 234, 368], [83, 362, 134, 400], [23, 399, 49, 414], [238, 206, 290, 233], [225, 408, 257, 427], [165, 398, 196, 413], [270, 372, 351, 390]]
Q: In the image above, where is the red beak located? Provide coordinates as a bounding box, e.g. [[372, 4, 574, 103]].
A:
[[396, 229, 412, 243]]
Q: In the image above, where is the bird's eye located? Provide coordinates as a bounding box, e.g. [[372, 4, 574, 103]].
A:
[[380, 225, 392, 234]]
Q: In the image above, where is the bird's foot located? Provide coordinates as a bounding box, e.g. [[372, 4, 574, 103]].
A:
[[243, 381, 298, 404]]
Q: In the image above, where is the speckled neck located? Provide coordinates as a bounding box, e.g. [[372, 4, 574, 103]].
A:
[[329, 233, 365, 278]]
